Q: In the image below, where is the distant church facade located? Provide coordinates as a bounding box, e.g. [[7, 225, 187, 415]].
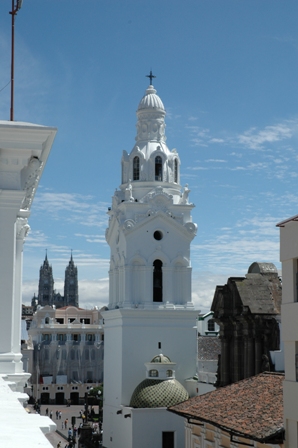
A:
[[32, 253, 79, 309]]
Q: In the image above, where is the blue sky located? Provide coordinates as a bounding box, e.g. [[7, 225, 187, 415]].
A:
[[1, 1, 297, 312]]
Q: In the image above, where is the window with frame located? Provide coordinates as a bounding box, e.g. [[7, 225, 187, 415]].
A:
[[153, 260, 163, 302], [86, 334, 95, 342], [72, 334, 81, 342], [42, 334, 51, 342], [155, 156, 163, 181], [149, 369, 159, 378], [80, 318, 90, 324], [57, 334, 66, 342], [174, 158, 178, 183], [166, 370, 173, 377], [133, 156, 140, 181], [207, 319, 215, 332]]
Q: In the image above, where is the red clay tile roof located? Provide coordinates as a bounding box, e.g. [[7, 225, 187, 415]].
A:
[[58, 306, 85, 310], [168, 372, 284, 443]]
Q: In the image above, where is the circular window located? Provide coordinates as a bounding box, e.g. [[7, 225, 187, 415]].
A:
[[154, 231, 163, 240]]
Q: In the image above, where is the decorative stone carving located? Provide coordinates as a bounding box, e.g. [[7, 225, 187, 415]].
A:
[[123, 219, 135, 231], [184, 222, 197, 235], [16, 217, 30, 240], [21, 156, 43, 210], [180, 184, 190, 204], [143, 187, 173, 205], [125, 181, 134, 202]]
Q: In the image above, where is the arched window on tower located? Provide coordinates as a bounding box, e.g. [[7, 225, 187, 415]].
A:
[[153, 260, 163, 302], [174, 158, 178, 183], [133, 156, 140, 181], [155, 156, 163, 181]]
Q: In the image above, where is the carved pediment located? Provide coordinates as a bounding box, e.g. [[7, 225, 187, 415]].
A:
[[142, 187, 173, 210]]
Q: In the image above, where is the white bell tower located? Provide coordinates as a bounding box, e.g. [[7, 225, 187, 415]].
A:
[[106, 83, 197, 310], [103, 78, 198, 448]]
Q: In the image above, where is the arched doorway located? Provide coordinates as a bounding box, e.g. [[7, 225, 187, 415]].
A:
[[70, 392, 79, 405], [40, 392, 50, 404], [55, 392, 65, 405]]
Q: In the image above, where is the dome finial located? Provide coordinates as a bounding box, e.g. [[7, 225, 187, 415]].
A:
[[146, 70, 156, 86]]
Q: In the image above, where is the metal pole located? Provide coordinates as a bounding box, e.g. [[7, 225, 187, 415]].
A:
[[10, 0, 15, 121]]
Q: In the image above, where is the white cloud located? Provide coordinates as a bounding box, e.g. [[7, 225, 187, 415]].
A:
[[32, 191, 109, 228], [205, 159, 227, 163], [192, 214, 281, 279], [208, 138, 225, 143], [75, 233, 107, 244], [237, 122, 294, 150], [22, 278, 109, 310], [192, 272, 228, 313]]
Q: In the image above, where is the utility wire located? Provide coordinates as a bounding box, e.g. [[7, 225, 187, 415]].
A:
[[0, 80, 11, 94]]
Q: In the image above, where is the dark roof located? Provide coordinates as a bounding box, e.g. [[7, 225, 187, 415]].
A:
[[276, 214, 298, 227], [234, 273, 281, 315], [168, 372, 284, 443]]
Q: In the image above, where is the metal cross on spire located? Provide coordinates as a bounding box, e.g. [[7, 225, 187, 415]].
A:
[[146, 70, 156, 85]]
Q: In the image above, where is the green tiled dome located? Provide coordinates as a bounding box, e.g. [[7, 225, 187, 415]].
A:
[[130, 379, 189, 408]]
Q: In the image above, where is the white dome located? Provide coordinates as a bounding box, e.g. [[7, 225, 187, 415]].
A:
[[137, 85, 165, 111]]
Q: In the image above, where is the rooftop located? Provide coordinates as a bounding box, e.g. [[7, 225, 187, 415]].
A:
[[168, 372, 284, 444], [197, 335, 221, 361]]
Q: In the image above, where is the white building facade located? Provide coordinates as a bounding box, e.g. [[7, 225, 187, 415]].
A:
[[27, 305, 104, 405], [277, 215, 298, 447], [103, 81, 198, 448], [197, 312, 220, 395], [0, 120, 57, 446]]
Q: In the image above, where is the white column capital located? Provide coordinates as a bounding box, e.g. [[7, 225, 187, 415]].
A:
[[16, 217, 30, 240]]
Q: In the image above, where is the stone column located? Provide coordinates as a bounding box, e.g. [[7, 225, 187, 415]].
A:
[[221, 336, 230, 386], [247, 332, 255, 378], [13, 217, 30, 356], [232, 335, 242, 383], [254, 323, 262, 374], [0, 191, 24, 374]]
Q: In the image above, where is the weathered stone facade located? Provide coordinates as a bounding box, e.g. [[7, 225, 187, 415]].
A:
[[211, 262, 281, 387]]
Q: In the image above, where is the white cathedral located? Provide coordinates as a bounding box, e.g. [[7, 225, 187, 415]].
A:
[[102, 77, 199, 448]]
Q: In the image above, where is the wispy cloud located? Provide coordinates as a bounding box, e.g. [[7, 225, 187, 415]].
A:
[[192, 214, 281, 281], [205, 159, 227, 163], [33, 191, 109, 228], [75, 233, 107, 244], [237, 123, 294, 150], [185, 118, 298, 152]]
